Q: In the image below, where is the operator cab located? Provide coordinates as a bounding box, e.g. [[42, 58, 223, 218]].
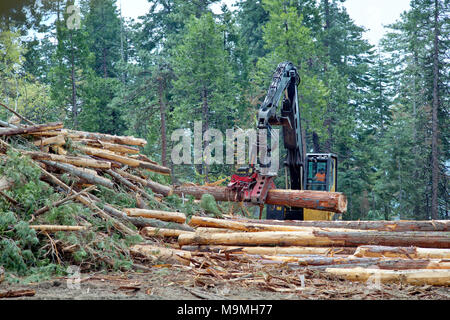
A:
[[304, 153, 337, 192]]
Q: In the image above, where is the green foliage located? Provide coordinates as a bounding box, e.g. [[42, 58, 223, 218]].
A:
[[200, 194, 223, 218]]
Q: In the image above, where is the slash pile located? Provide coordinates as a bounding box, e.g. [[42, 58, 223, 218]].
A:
[[0, 118, 449, 294]]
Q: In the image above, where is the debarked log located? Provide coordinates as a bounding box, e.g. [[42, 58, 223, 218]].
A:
[[178, 230, 450, 248], [232, 217, 450, 232], [124, 208, 186, 224], [353, 245, 450, 259], [324, 268, 450, 286], [173, 185, 347, 213], [25, 151, 111, 169], [130, 244, 191, 265], [188, 215, 357, 233]]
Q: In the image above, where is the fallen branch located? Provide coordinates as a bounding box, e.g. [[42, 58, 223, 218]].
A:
[[33, 185, 97, 217], [30, 225, 86, 232], [0, 289, 36, 298]]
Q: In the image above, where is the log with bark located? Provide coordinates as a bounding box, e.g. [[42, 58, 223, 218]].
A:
[[141, 226, 193, 238], [76, 139, 140, 154], [130, 244, 191, 266], [178, 230, 450, 248], [353, 245, 450, 259], [324, 267, 450, 286], [42, 160, 114, 189], [67, 130, 147, 146], [230, 217, 450, 232], [25, 151, 111, 169], [114, 168, 172, 196], [33, 135, 65, 147], [0, 122, 63, 136], [180, 245, 355, 255], [188, 215, 357, 233], [173, 185, 347, 213]]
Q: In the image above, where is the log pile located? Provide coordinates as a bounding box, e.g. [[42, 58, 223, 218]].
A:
[[1, 116, 449, 293]]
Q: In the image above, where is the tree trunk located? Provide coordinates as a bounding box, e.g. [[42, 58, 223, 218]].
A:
[[431, 0, 440, 220], [158, 76, 168, 167], [202, 86, 209, 182], [70, 32, 78, 129]]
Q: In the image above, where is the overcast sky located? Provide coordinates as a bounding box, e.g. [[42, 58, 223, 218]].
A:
[[119, 0, 411, 47]]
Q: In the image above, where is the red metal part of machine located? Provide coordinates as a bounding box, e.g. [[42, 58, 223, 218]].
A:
[[228, 171, 275, 205]]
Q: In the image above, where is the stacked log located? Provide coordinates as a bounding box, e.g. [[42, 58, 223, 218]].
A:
[[163, 215, 450, 286]]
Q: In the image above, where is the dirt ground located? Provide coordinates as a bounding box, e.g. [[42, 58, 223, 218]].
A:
[[1, 266, 449, 300]]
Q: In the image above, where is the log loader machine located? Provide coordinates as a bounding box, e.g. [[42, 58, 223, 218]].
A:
[[227, 61, 340, 221]]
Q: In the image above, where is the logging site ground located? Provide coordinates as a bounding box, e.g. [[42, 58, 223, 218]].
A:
[[2, 268, 450, 300]]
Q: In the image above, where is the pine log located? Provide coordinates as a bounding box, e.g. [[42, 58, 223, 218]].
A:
[[230, 217, 450, 232], [129, 154, 158, 165], [324, 268, 450, 286], [124, 208, 186, 224], [30, 225, 86, 232], [85, 193, 193, 231], [257, 255, 450, 269], [33, 135, 65, 146], [25, 151, 111, 169], [137, 160, 171, 176], [141, 227, 193, 238], [353, 245, 450, 259], [173, 185, 347, 213], [180, 245, 355, 255], [178, 230, 450, 248], [188, 215, 357, 233], [130, 244, 191, 265], [77, 139, 140, 154], [42, 160, 114, 189], [67, 130, 147, 146], [195, 227, 235, 233], [0, 122, 63, 136], [114, 168, 172, 196], [74, 144, 141, 167]]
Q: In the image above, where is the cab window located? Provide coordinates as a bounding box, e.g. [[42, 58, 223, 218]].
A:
[[306, 160, 327, 191]]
